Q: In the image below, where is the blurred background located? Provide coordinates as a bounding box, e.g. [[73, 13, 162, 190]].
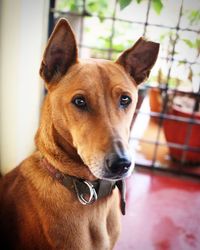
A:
[[1, 0, 199, 177]]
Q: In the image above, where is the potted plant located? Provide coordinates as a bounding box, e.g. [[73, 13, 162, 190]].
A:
[[163, 92, 200, 163], [151, 67, 200, 163], [149, 62, 200, 163]]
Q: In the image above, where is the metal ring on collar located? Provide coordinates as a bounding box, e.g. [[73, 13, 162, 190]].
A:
[[74, 180, 98, 205]]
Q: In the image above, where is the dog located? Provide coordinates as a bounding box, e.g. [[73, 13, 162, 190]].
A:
[[0, 19, 159, 250]]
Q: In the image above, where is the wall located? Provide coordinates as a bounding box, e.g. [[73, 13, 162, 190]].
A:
[[0, 0, 49, 174]]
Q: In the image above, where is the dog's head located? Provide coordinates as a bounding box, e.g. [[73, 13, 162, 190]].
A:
[[39, 19, 159, 180]]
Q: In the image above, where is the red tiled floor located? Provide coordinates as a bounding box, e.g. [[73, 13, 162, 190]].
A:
[[115, 170, 200, 250]]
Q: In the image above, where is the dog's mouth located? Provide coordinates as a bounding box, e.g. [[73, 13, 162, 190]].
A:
[[102, 162, 134, 181], [101, 170, 132, 181]]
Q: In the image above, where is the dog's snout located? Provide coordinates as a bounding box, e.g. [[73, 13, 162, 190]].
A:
[[107, 156, 132, 175]]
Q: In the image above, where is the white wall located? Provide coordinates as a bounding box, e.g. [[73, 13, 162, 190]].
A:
[[0, 0, 49, 174]]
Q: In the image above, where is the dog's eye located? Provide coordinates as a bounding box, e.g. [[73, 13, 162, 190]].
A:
[[72, 96, 87, 109], [120, 95, 132, 108]]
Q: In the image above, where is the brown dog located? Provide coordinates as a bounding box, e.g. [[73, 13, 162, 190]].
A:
[[0, 19, 159, 250]]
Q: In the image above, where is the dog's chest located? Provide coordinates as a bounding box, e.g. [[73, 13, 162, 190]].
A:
[[47, 195, 121, 250], [51, 212, 120, 250]]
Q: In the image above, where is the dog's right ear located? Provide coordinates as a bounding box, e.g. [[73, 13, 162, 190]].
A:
[[40, 19, 78, 85]]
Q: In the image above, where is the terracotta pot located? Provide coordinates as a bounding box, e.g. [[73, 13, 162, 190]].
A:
[[163, 97, 200, 163], [149, 87, 162, 113]]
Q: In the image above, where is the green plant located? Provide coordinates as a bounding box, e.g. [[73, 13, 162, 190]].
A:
[[119, 0, 164, 15], [186, 9, 200, 25], [56, 0, 83, 12], [86, 0, 111, 21]]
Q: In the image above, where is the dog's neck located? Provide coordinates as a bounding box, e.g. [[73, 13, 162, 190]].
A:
[[35, 96, 96, 181], [40, 156, 126, 215]]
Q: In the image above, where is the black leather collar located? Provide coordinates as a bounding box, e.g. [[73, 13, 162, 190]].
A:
[[40, 157, 126, 215]]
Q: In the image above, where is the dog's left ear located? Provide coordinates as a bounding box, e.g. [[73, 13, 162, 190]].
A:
[[40, 18, 78, 84], [116, 37, 159, 85]]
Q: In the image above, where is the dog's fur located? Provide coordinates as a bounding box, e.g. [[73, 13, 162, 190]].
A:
[[0, 19, 159, 250]]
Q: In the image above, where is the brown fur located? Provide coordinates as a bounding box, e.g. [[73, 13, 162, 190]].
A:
[[0, 19, 159, 249]]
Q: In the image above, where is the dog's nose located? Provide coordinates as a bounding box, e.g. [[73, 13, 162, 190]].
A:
[[108, 157, 132, 175]]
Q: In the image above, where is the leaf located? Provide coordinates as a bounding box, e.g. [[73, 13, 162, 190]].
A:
[[113, 43, 126, 51], [99, 12, 105, 22], [136, 0, 143, 3], [159, 34, 166, 42], [152, 0, 163, 15], [119, 0, 132, 10], [195, 39, 200, 49], [70, 3, 77, 11], [196, 39, 200, 57], [182, 39, 194, 48], [178, 60, 187, 66], [87, 2, 97, 11], [86, 0, 109, 21], [187, 10, 200, 25]]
